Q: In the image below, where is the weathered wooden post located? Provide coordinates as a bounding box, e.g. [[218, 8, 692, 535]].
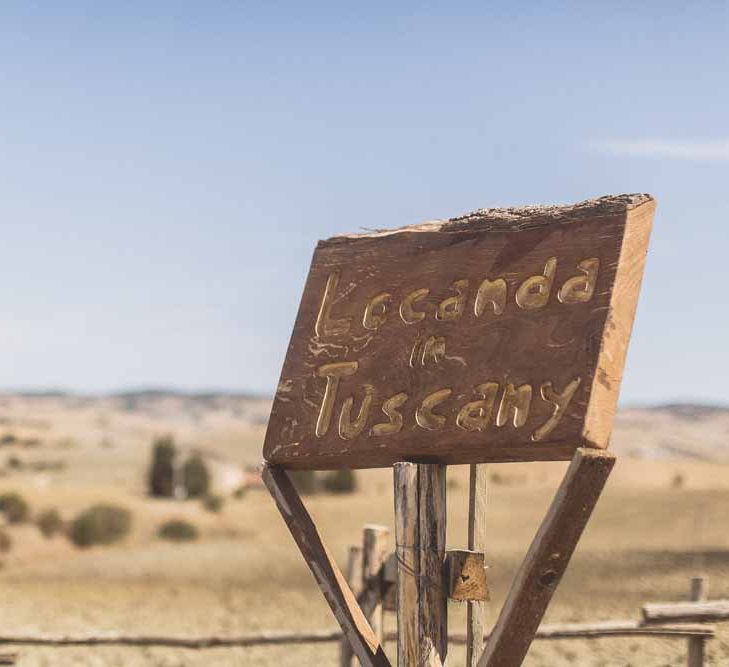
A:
[[687, 576, 707, 667], [466, 464, 488, 666], [261, 194, 655, 667], [363, 524, 390, 645], [340, 545, 364, 667]]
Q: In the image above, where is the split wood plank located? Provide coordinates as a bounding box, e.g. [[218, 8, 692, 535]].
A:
[[477, 448, 615, 667], [446, 550, 488, 602], [261, 464, 391, 667], [467, 463, 488, 666]]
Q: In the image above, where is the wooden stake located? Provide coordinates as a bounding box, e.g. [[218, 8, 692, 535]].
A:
[[340, 546, 364, 667], [395, 463, 419, 667], [363, 525, 390, 644], [478, 448, 615, 667], [467, 464, 488, 666], [262, 464, 391, 667], [688, 576, 707, 667], [394, 463, 447, 667]]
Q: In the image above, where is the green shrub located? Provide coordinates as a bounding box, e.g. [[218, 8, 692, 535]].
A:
[[202, 494, 224, 513], [158, 519, 199, 542], [0, 492, 30, 523], [232, 485, 247, 500], [69, 504, 132, 548], [182, 454, 210, 498], [36, 508, 64, 538], [322, 470, 357, 494], [289, 470, 318, 495], [0, 529, 11, 553], [147, 436, 176, 498]]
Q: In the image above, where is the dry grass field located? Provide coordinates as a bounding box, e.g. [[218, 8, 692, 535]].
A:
[[0, 393, 728, 665]]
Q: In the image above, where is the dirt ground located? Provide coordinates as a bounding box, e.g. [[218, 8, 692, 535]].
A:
[[1, 458, 729, 666]]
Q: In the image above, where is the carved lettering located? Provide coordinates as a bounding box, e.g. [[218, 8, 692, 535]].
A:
[[496, 383, 533, 428], [339, 384, 375, 440], [558, 259, 600, 304], [456, 382, 499, 431], [474, 278, 507, 317], [315, 272, 352, 337], [437, 279, 469, 320], [315, 361, 358, 437], [416, 388, 452, 430], [400, 288, 430, 324], [410, 335, 446, 368], [362, 292, 391, 330], [371, 392, 408, 436], [515, 257, 557, 310], [531, 377, 582, 441]]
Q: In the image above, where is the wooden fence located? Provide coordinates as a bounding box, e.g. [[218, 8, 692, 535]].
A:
[[0, 527, 724, 666]]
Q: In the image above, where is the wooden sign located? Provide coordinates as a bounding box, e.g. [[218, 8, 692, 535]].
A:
[[263, 194, 655, 469]]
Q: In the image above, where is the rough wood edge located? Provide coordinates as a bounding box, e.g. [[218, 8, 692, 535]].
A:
[[320, 194, 654, 245], [582, 196, 656, 448], [261, 464, 391, 667], [643, 600, 729, 624], [477, 448, 615, 667]]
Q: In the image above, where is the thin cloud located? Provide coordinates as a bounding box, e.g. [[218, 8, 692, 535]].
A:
[[590, 138, 729, 161]]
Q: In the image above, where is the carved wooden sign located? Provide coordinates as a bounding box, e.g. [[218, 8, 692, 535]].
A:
[[264, 194, 655, 469]]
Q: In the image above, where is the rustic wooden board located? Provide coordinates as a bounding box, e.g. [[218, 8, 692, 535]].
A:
[[264, 194, 655, 469]]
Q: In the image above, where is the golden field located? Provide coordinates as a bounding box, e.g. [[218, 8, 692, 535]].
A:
[[0, 393, 728, 665]]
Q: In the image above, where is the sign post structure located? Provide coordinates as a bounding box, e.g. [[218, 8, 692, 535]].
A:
[[262, 194, 655, 667]]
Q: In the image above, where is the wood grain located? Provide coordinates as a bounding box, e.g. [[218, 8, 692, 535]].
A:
[[446, 550, 488, 602], [261, 464, 391, 667], [467, 464, 488, 666], [477, 448, 615, 667], [643, 600, 729, 624], [340, 545, 364, 667], [263, 194, 655, 469]]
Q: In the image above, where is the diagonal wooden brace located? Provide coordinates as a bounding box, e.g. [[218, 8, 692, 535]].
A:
[[262, 464, 391, 667], [477, 447, 615, 667]]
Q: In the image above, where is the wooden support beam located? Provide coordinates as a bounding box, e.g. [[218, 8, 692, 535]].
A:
[[467, 463, 488, 666], [478, 448, 615, 667], [262, 464, 391, 667], [394, 463, 448, 667], [446, 550, 488, 602]]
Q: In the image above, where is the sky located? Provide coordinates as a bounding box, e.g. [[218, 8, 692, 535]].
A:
[[0, 2, 727, 404]]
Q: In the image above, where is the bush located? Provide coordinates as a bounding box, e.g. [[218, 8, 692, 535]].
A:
[[0, 529, 11, 553], [289, 470, 318, 495], [202, 494, 224, 513], [182, 454, 210, 498], [158, 519, 199, 542], [232, 485, 247, 500], [68, 504, 132, 548], [322, 470, 357, 494], [0, 492, 30, 523], [36, 508, 63, 538], [147, 436, 176, 498]]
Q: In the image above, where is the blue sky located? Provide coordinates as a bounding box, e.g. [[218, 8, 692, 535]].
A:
[[0, 3, 727, 403]]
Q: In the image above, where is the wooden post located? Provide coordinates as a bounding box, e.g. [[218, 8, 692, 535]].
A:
[[363, 525, 390, 644], [340, 545, 364, 667], [466, 464, 488, 666], [394, 463, 448, 667], [688, 576, 707, 667]]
